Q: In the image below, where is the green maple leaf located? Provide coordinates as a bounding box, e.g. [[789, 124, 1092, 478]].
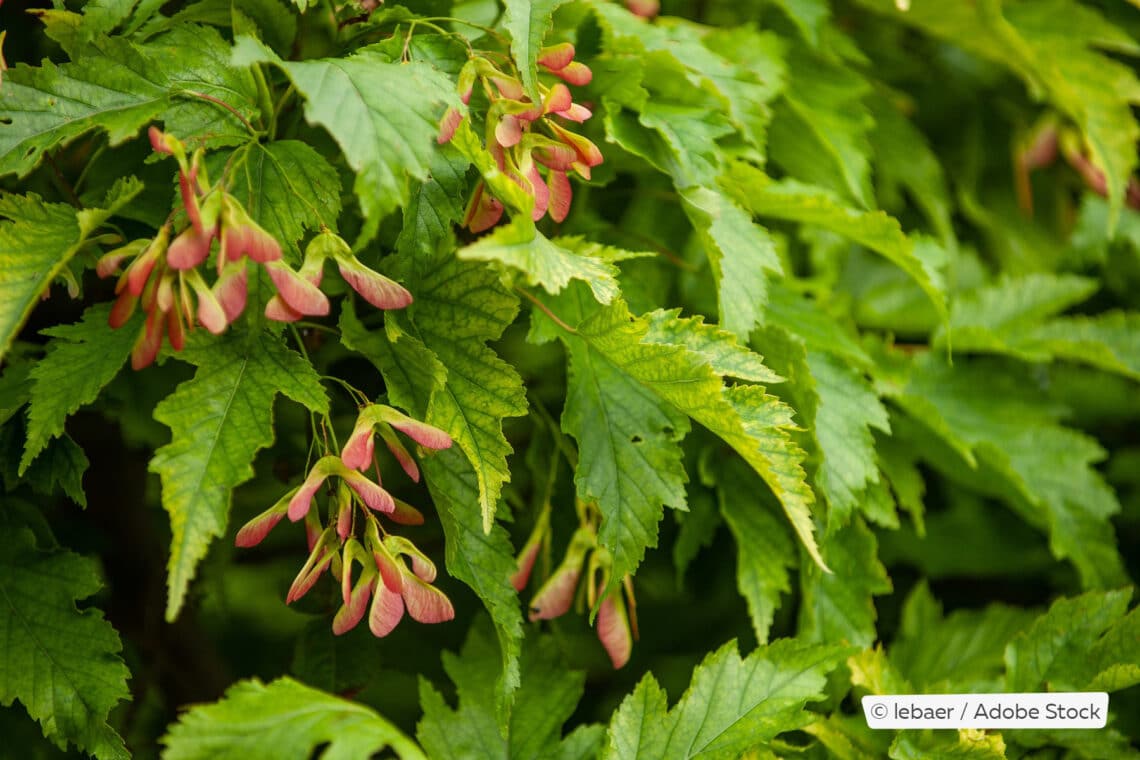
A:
[[547, 289, 692, 589], [593, 14, 785, 335], [883, 354, 1127, 588], [151, 331, 328, 621], [0, 25, 260, 177], [890, 581, 1035, 693], [458, 218, 621, 304], [532, 287, 825, 589], [385, 251, 530, 534], [503, 0, 569, 102], [417, 620, 603, 760], [231, 35, 458, 246], [0, 521, 130, 760], [1005, 588, 1140, 693], [603, 638, 850, 759], [869, 92, 955, 245], [768, 0, 830, 46], [342, 152, 525, 724], [161, 677, 424, 760], [770, 45, 875, 208], [593, 4, 784, 158], [0, 178, 141, 364], [20, 303, 138, 474], [807, 352, 891, 526], [680, 186, 783, 339], [938, 274, 1140, 380], [713, 457, 796, 642], [20, 434, 90, 508], [726, 163, 948, 322], [798, 517, 891, 648]]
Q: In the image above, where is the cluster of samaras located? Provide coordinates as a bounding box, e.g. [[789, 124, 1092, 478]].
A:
[[237, 404, 457, 637], [98, 128, 412, 368], [438, 43, 604, 232], [512, 503, 638, 668]]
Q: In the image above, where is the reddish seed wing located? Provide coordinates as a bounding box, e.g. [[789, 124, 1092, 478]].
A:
[[341, 418, 377, 471], [333, 577, 376, 635], [528, 562, 581, 621], [212, 263, 248, 322], [548, 170, 572, 223], [596, 594, 632, 668], [288, 468, 329, 521], [369, 581, 405, 637], [400, 571, 455, 624], [537, 42, 576, 71], [265, 261, 331, 316], [510, 538, 541, 592], [336, 259, 414, 310], [383, 414, 453, 450], [264, 295, 303, 322], [344, 471, 396, 514], [167, 227, 212, 271]]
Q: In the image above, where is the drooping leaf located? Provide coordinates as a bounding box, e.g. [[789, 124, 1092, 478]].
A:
[[532, 287, 825, 583], [1005, 588, 1140, 693], [161, 677, 425, 760], [503, 0, 568, 102], [458, 218, 621, 304], [883, 353, 1128, 588], [417, 619, 601, 760], [725, 164, 947, 321], [768, 0, 830, 47], [679, 186, 783, 339], [555, 290, 691, 590], [890, 581, 1036, 693], [394, 252, 528, 533], [714, 457, 796, 642], [0, 522, 130, 760], [0, 179, 141, 363], [937, 274, 1140, 379], [603, 638, 850, 760], [21, 304, 138, 473], [769, 45, 875, 208], [798, 517, 891, 648], [231, 35, 458, 245], [869, 92, 955, 244], [0, 25, 259, 176], [150, 331, 328, 621], [20, 432, 90, 508], [593, 5, 785, 157], [807, 352, 891, 527]]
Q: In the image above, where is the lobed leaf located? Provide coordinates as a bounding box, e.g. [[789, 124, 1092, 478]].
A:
[[162, 677, 424, 760], [151, 331, 328, 620], [0, 522, 130, 760]]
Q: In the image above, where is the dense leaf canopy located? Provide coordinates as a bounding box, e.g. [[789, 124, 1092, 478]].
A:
[[1, 0, 1138, 758]]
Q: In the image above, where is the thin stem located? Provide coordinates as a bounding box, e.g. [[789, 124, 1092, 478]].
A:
[[175, 90, 258, 135], [296, 321, 340, 336], [515, 287, 577, 334], [45, 152, 82, 208], [321, 374, 370, 406], [272, 83, 296, 135], [252, 64, 277, 139], [74, 142, 108, 194]]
